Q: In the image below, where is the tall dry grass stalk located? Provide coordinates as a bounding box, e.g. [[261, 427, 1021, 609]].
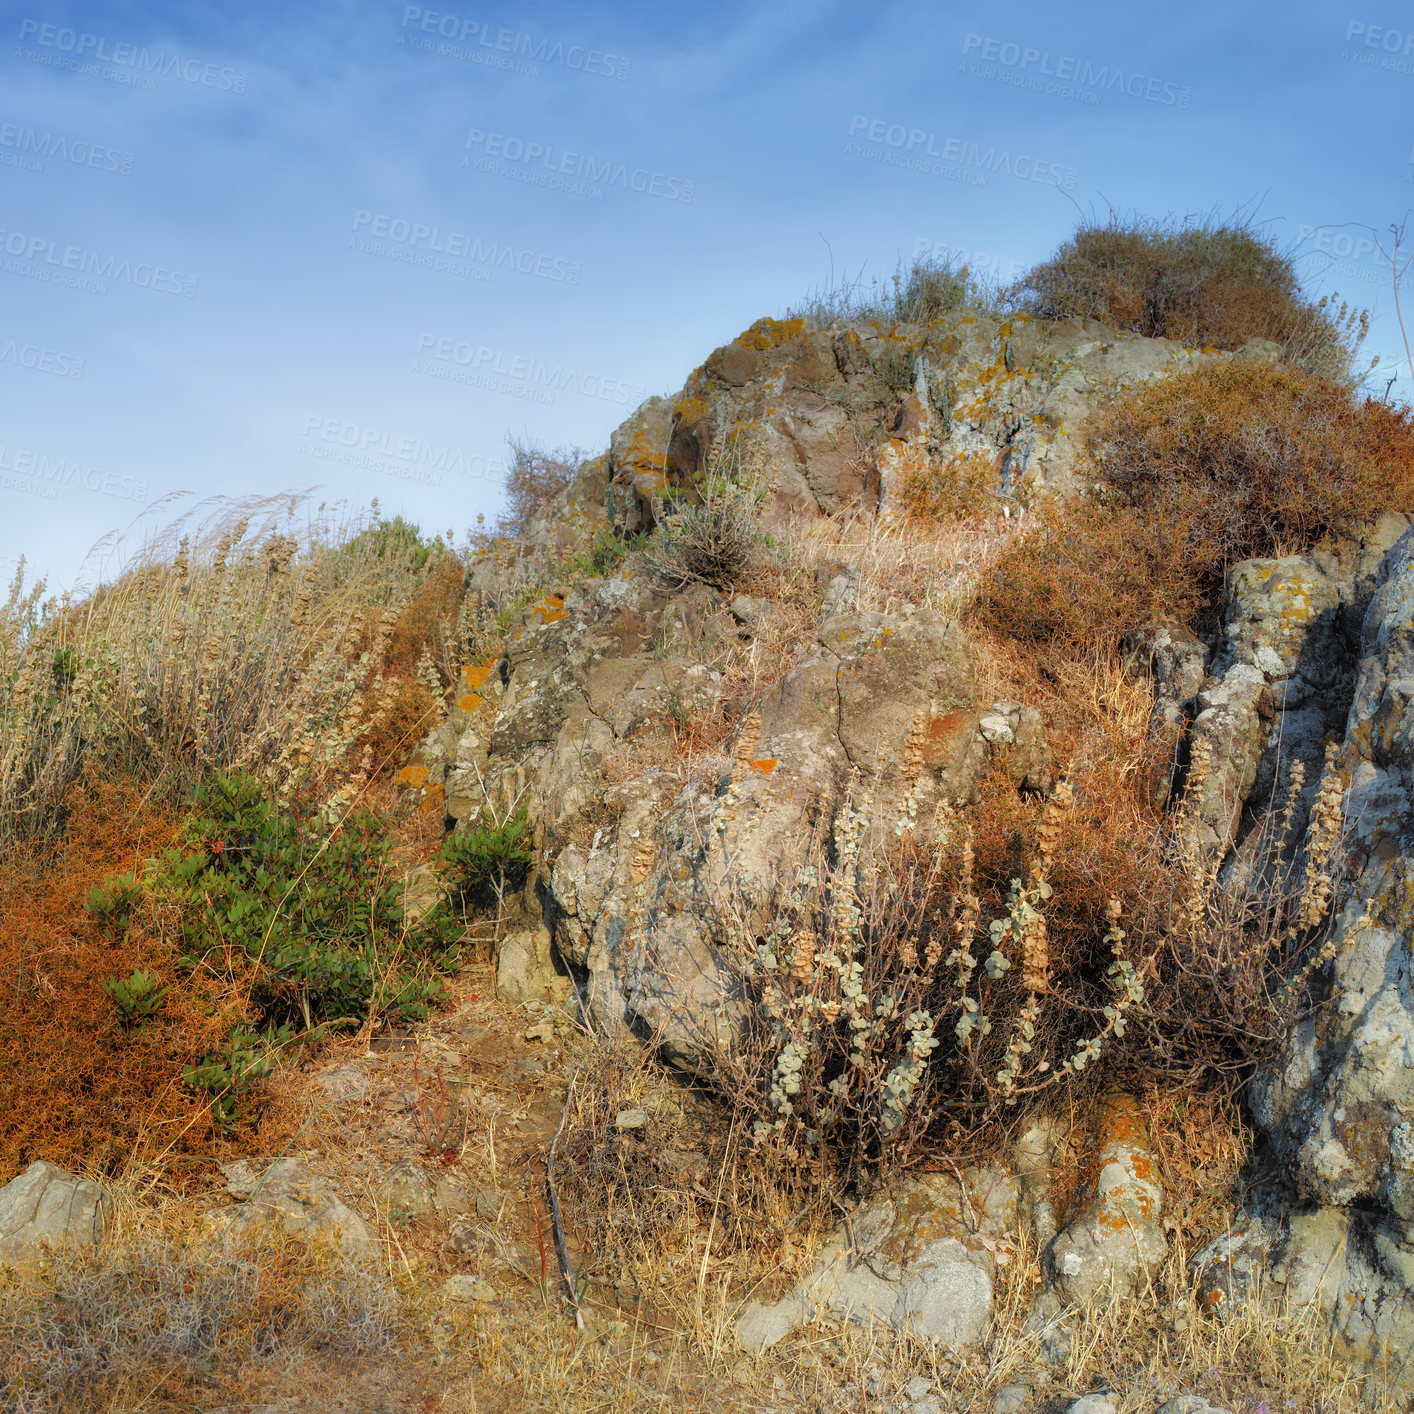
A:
[[0, 496, 458, 851]]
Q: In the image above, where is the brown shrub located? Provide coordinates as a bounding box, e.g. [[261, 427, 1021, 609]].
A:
[[0, 775, 264, 1177], [1009, 214, 1364, 378], [973, 499, 1199, 654], [1094, 357, 1414, 575], [496, 438, 583, 538], [897, 449, 997, 522], [975, 359, 1414, 652], [384, 550, 465, 680]]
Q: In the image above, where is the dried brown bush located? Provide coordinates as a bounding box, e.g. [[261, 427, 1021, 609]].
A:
[[0, 776, 243, 1176], [1008, 213, 1365, 378], [976, 359, 1414, 653], [495, 437, 584, 538]]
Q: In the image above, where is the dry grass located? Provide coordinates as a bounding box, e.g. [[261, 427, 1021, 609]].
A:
[[0, 1223, 415, 1414], [1, 496, 465, 851]]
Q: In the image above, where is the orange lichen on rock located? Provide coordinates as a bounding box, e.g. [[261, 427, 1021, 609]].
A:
[[736, 316, 806, 351]]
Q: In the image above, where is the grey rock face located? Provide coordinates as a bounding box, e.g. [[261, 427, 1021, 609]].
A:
[[1175, 523, 1414, 1375], [0, 1161, 112, 1271], [735, 1167, 1017, 1353]]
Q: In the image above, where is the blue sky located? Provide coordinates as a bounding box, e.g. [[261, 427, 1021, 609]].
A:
[[4, 0, 1413, 591]]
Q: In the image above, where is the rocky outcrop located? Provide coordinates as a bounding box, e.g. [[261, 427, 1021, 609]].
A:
[[1042, 1093, 1166, 1303], [1122, 517, 1414, 1371], [610, 313, 1250, 537]]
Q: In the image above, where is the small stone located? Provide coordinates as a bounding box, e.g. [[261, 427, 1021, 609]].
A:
[[524, 1021, 555, 1043], [903, 1377, 932, 1401], [912, 1401, 944, 1414], [375, 1160, 437, 1222], [1065, 1396, 1117, 1414], [978, 712, 1015, 745], [443, 1273, 497, 1302], [993, 1384, 1031, 1414], [475, 1189, 509, 1222], [615, 1108, 649, 1130]]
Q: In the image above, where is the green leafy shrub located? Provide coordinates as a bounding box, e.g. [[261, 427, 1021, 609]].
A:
[[341, 515, 439, 574], [568, 529, 650, 579], [182, 1023, 297, 1133], [102, 969, 169, 1031], [1008, 213, 1365, 379], [148, 771, 463, 1030], [440, 805, 533, 914], [83, 872, 142, 940]]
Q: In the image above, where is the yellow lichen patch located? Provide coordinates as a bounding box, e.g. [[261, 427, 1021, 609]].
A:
[[461, 661, 496, 692], [458, 692, 484, 713], [528, 594, 568, 625], [736, 316, 806, 351], [673, 392, 710, 424], [396, 764, 429, 789], [420, 782, 446, 815], [750, 759, 777, 775]]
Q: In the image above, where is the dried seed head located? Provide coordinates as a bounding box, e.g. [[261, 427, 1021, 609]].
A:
[[631, 833, 655, 884], [902, 710, 927, 785], [1036, 776, 1073, 868], [733, 712, 762, 768], [789, 930, 816, 985]]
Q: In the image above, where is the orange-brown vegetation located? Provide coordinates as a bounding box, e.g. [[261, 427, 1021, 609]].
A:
[[0, 776, 231, 1176], [976, 359, 1414, 653], [1008, 214, 1366, 376]]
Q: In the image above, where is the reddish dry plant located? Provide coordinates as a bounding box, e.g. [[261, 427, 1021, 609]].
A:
[[1007, 214, 1364, 377], [0, 773, 295, 1178], [975, 358, 1414, 654]]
